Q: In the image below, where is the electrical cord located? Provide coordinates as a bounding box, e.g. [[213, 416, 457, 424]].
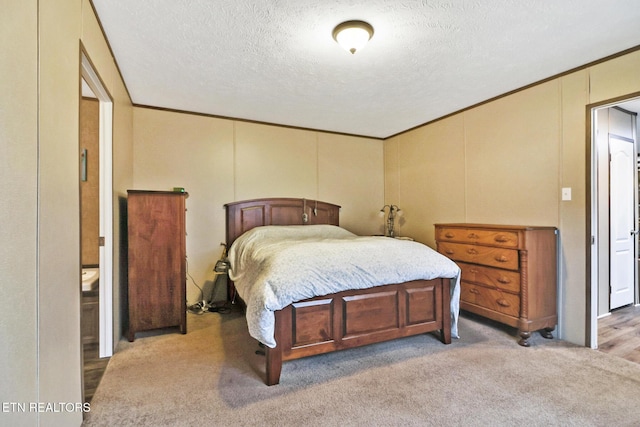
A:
[[186, 258, 207, 314], [186, 257, 231, 315]]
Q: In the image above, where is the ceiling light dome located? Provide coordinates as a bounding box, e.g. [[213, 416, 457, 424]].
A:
[[332, 20, 374, 54]]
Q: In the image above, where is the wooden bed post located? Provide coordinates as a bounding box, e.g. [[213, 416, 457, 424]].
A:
[[265, 308, 287, 386], [265, 346, 282, 386]]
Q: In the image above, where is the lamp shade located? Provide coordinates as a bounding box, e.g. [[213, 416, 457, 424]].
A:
[[332, 20, 374, 54]]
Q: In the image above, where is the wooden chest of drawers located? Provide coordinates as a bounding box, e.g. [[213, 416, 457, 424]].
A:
[[435, 223, 558, 346], [127, 190, 187, 342]]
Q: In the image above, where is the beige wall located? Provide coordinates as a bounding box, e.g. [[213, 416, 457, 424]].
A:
[[1, 1, 133, 425], [384, 49, 640, 346], [386, 81, 562, 244], [132, 108, 384, 303], [386, 115, 468, 244], [1, 2, 39, 425], [36, 0, 84, 424]]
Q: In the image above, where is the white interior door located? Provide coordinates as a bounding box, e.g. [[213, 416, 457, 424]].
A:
[[609, 135, 635, 309]]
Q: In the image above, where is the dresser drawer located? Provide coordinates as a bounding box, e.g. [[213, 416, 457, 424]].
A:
[[459, 262, 520, 293], [436, 227, 519, 248], [461, 283, 520, 318], [438, 241, 519, 270]]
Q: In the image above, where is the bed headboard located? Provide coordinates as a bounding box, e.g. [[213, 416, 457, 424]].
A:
[[224, 198, 341, 246]]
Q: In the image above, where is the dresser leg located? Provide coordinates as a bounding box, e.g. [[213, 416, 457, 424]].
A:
[[540, 327, 555, 339], [518, 331, 531, 347]]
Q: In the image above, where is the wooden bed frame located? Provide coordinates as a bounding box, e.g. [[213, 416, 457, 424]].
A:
[[225, 197, 452, 385]]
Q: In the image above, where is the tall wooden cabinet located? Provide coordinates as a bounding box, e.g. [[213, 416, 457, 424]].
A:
[[435, 223, 558, 346], [127, 190, 187, 341]]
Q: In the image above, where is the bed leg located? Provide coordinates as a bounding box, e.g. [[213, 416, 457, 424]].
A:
[[440, 278, 452, 344], [265, 346, 282, 386]]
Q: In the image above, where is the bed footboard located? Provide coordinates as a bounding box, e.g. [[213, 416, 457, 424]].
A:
[[265, 278, 451, 385]]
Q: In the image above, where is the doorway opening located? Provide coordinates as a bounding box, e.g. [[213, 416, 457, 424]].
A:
[[589, 96, 640, 350], [81, 51, 114, 358]]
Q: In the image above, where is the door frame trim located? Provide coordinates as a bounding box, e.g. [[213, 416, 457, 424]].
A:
[[587, 93, 640, 349], [81, 48, 114, 358]]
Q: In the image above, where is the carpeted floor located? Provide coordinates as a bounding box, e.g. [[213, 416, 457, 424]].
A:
[[83, 307, 640, 426]]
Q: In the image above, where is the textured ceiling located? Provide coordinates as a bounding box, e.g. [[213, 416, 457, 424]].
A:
[[91, 0, 640, 138]]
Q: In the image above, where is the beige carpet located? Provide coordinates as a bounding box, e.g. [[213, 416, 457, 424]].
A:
[[83, 307, 640, 426]]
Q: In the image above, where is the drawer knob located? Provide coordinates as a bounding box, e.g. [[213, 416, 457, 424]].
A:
[[497, 277, 511, 284], [467, 248, 479, 255], [445, 232, 455, 238], [496, 298, 510, 307], [468, 233, 479, 239], [469, 268, 479, 274], [494, 235, 510, 243], [469, 288, 480, 295], [495, 255, 509, 263], [445, 249, 454, 255]]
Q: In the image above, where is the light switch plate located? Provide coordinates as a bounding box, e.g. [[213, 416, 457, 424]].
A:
[[562, 187, 572, 201]]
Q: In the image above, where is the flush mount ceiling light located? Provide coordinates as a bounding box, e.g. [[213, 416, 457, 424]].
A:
[[332, 20, 374, 54]]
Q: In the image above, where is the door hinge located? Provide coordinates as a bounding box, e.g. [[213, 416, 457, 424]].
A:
[[99, 236, 105, 247]]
